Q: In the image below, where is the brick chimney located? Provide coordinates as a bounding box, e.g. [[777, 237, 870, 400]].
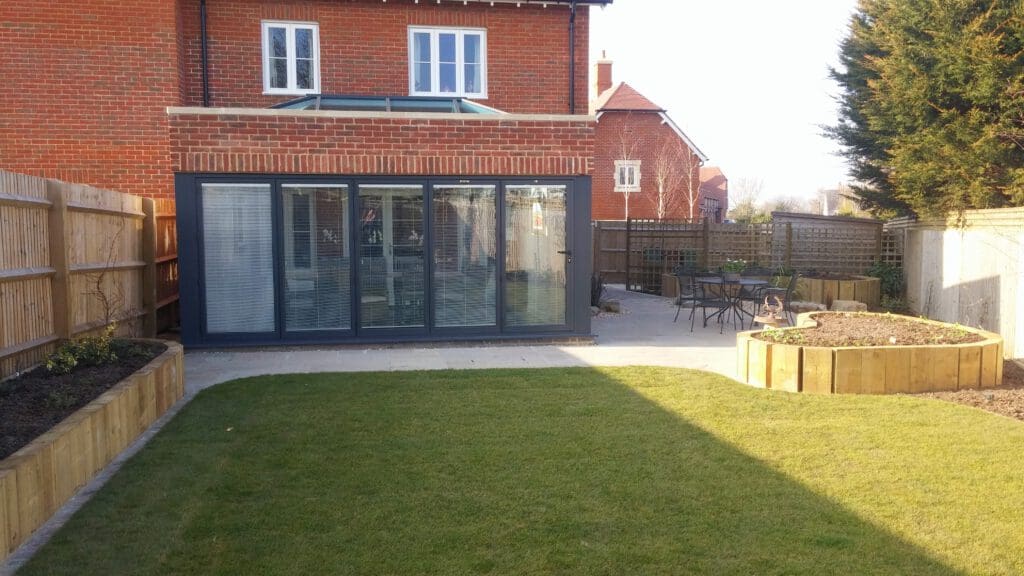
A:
[[595, 51, 613, 96]]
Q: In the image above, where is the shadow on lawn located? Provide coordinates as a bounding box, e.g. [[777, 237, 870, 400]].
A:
[[16, 367, 964, 575]]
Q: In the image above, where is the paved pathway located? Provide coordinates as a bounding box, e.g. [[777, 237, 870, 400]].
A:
[[184, 285, 739, 393], [1, 286, 741, 574]]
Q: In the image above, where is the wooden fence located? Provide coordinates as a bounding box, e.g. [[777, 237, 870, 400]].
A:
[[593, 213, 898, 291], [0, 171, 178, 380]]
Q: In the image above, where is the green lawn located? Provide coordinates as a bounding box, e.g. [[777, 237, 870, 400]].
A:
[[19, 367, 1024, 575]]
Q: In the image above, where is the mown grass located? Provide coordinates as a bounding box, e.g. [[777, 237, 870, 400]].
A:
[[18, 367, 1024, 575]]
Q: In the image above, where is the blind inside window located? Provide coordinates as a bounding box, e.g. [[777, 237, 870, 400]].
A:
[[433, 185, 496, 327], [504, 185, 567, 327], [282, 185, 351, 331], [202, 184, 276, 333]]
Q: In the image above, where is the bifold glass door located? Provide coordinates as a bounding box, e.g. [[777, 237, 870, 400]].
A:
[[281, 185, 351, 332], [357, 185, 426, 330], [432, 185, 498, 328], [504, 185, 569, 327], [197, 179, 573, 340], [201, 183, 276, 334]]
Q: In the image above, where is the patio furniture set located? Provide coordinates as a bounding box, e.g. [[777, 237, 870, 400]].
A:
[[672, 267, 799, 333]]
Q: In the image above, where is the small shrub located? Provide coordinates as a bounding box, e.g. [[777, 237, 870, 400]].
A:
[[867, 260, 904, 300], [45, 390, 77, 410], [45, 325, 119, 375]]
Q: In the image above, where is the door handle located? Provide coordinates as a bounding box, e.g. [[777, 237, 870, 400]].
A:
[[558, 250, 573, 264]]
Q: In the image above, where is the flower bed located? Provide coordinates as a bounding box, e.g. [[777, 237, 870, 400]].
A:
[[797, 274, 881, 310], [0, 340, 183, 562], [736, 312, 1003, 394]]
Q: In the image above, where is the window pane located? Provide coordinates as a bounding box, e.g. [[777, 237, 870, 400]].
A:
[[271, 58, 287, 88], [283, 185, 351, 332], [439, 62, 456, 93], [413, 32, 431, 62], [433, 186, 497, 327], [201, 184, 275, 333], [504, 185, 568, 327], [415, 62, 431, 92], [464, 63, 480, 94], [295, 28, 312, 59], [270, 27, 287, 58], [296, 59, 312, 89], [464, 34, 481, 64], [439, 33, 456, 63], [358, 186, 425, 328]]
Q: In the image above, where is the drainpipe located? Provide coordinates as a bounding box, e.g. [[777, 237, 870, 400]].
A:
[[568, 0, 576, 114], [201, 0, 210, 107]]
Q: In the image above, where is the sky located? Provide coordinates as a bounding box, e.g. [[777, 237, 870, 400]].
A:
[[589, 0, 860, 203]]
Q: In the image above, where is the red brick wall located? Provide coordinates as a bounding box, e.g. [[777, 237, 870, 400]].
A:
[[177, 0, 589, 114], [169, 112, 594, 175], [0, 0, 182, 198], [592, 111, 704, 221]]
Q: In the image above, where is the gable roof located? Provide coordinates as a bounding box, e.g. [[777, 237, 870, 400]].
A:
[[593, 81, 709, 162], [593, 82, 664, 112], [700, 166, 727, 196]]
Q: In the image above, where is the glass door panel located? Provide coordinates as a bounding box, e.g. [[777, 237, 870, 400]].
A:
[[504, 185, 568, 327], [358, 185, 426, 329], [201, 183, 276, 334], [432, 185, 497, 327], [282, 185, 350, 332]]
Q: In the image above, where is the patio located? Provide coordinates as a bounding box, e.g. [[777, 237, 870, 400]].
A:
[[182, 284, 739, 394]]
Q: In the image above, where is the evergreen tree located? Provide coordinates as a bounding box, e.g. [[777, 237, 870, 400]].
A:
[[829, 0, 1024, 217]]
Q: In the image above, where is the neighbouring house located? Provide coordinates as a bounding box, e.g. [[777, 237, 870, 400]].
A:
[[698, 166, 729, 223], [590, 56, 709, 221], [818, 185, 869, 217], [1, 0, 612, 347]]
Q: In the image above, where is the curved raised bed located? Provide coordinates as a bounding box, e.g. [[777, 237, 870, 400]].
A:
[[736, 313, 1003, 394], [797, 275, 880, 310], [0, 341, 183, 562]]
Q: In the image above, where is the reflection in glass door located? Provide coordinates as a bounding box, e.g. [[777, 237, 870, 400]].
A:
[[281, 185, 350, 332], [432, 185, 497, 327], [504, 185, 568, 327], [358, 185, 426, 329]]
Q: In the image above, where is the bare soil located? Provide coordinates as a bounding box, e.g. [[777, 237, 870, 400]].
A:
[[917, 361, 1024, 422], [0, 340, 165, 460], [755, 312, 985, 347]]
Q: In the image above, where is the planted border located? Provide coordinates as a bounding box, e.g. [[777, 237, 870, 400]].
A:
[[797, 275, 880, 309], [736, 313, 1003, 394], [0, 341, 183, 561]]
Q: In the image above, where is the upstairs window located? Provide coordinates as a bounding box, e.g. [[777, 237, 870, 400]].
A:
[[409, 27, 487, 98], [262, 21, 320, 95], [615, 160, 641, 193]]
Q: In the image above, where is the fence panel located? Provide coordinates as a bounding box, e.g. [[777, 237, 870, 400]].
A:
[[596, 213, 894, 296], [0, 171, 178, 380]]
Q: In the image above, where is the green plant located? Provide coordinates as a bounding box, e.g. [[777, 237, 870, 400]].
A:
[[867, 260, 904, 300], [759, 326, 806, 344], [722, 259, 747, 273], [590, 274, 604, 307], [45, 325, 119, 375], [879, 295, 908, 314], [45, 389, 77, 410]]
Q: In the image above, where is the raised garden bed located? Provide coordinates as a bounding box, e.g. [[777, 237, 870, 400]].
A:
[[737, 312, 1003, 394], [0, 340, 183, 562], [797, 274, 880, 310]]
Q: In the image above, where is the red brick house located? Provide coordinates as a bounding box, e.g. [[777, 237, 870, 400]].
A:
[[1, 0, 611, 347], [590, 58, 711, 221], [698, 166, 729, 223]]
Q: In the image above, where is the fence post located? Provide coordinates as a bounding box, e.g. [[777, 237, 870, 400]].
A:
[[624, 218, 631, 291], [874, 224, 883, 264], [142, 198, 158, 337], [46, 181, 73, 340], [701, 217, 710, 270], [784, 223, 793, 271]]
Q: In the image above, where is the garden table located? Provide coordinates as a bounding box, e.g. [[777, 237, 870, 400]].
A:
[[696, 277, 769, 330]]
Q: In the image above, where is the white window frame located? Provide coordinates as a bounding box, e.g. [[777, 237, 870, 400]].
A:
[[407, 26, 487, 98], [614, 160, 641, 193], [262, 21, 320, 96]]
